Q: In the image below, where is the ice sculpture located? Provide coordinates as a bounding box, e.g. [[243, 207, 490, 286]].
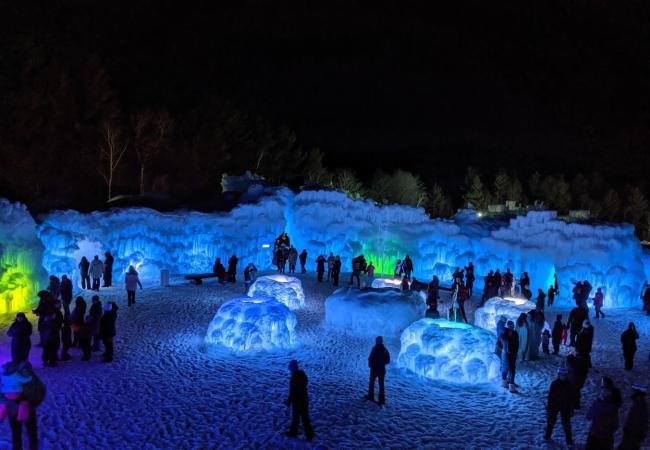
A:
[[204, 296, 299, 352], [371, 278, 403, 289], [0, 200, 47, 313], [325, 287, 426, 337], [398, 318, 500, 383], [474, 297, 550, 334], [247, 274, 305, 309]]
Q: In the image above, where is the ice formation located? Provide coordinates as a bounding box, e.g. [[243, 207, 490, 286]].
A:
[[371, 277, 403, 289], [398, 318, 500, 383], [325, 287, 426, 337], [0, 200, 47, 312], [204, 296, 298, 352], [474, 297, 550, 334], [247, 274, 305, 309], [2, 187, 642, 309]]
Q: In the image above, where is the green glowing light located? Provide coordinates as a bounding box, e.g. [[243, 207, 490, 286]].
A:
[[0, 251, 41, 314]]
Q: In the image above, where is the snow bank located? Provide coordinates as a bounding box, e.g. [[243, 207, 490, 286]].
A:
[[0, 200, 47, 313], [398, 319, 500, 383], [36, 188, 292, 286], [247, 274, 305, 309], [325, 287, 426, 337], [204, 296, 298, 352], [474, 297, 549, 334]]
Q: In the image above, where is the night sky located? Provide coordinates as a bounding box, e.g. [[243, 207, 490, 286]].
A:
[[2, 0, 650, 205]]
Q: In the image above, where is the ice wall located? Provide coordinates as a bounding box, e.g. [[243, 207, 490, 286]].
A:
[[205, 296, 299, 352], [398, 319, 500, 383], [0, 200, 47, 313], [36, 189, 291, 286]]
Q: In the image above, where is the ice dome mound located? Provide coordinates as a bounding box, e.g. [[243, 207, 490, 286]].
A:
[[247, 274, 305, 310], [398, 319, 500, 383], [205, 296, 299, 352], [474, 297, 550, 334], [371, 278, 403, 289], [325, 287, 426, 337]]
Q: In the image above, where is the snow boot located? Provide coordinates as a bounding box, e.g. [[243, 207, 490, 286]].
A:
[[508, 383, 517, 393], [501, 380, 508, 388]]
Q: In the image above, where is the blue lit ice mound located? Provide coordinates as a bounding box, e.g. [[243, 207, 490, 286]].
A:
[[325, 287, 426, 337], [398, 319, 500, 383], [474, 297, 550, 333], [247, 274, 305, 310], [205, 296, 299, 352], [371, 278, 403, 289]]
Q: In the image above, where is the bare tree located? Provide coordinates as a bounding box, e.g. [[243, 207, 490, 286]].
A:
[[131, 110, 173, 195], [98, 121, 128, 200]]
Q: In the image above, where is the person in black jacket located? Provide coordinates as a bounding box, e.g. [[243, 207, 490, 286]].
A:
[[41, 301, 63, 367], [315, 255, 326, 282], [619, 385, 648, 450], [79, 256, 91, 290], [299, 250, 308, 274], [70, 296, 86, 348], [575, 320, 594, 368], [60, 298, 73, 361], [103, 251, 114, 287], [332, 256, 341, 287], [60, 275, 73, 308], [227, 255, 238, 283], [544, 368, 575, 445], [499, 321, 519, 393], [551, 314, 564, 355], [365, 336, 390, 405], [620, 322, 639, 371], [284, 359, 313, 440], [586, 379, 621, 449], [566, 352, 589, 409], [32, 290, 53, 347], [7, 313, 32, 363], [99, 302, 118, 363], [88, 296, 103, 352], [213, 258, 226, 284], [567, 306, 587, 347]]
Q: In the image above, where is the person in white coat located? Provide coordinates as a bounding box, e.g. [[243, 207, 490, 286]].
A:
[[516, 313, 529, 362], [89, 256, 104, 291]]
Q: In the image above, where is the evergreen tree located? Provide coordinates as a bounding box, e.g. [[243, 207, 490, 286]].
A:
[[428, 183, 453, 218], [600, 189, 621, 221], [492, 171, 510, 204], [333, 169, 365, 199], [464, 174, 487, 210]]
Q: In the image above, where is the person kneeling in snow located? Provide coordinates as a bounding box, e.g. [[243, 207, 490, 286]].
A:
[[365, 336, 390, 405], [284, 360, 313, 441]]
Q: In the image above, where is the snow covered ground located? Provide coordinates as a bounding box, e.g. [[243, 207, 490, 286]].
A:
[[0, 272, 649, 449]]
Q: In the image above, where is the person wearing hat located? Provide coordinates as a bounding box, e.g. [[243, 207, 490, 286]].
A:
[[365, 336, 391, 405], [619, 385, 647, 450], [620, 322, 639, 371], [499, 320, 519, 393], [575, 320, 594, 368], [284, 360, 313, 440], [544, 367, 575, 445], [98, 302, 119, 363]]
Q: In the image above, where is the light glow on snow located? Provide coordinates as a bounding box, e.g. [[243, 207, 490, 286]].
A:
[[398, 318, 500, 383], [371, 278, 403, 289]]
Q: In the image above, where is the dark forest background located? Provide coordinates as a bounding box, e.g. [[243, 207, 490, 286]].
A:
[[1, 1, 649, 236]]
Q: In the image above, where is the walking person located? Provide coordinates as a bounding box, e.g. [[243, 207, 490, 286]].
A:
[[284, 360, 314, 441], [544, 368, 575, 446], [618, 385, 647, 450], [548, 284, 555, 307], [365, 336, 390, 405], [299, 249, 308, 274], [79, 256, 91, 290], [326, 252, 335, 281], [103, 251, 114, 287], [499, 320, 519, 393], [89, 256, 104, 291], [125, 265, 143, 306], [620, 322, 639, 371], [316, 255, 326, 282], [227, 254, 238, 283], [332, 256, 341, 287], [88, 296, 103, 352], [594, 288, 605, 319], [551, 314, 563, 355], [99, 302, 118, 363], [516, 313, 529, 362], [7, 313, 32, 363]]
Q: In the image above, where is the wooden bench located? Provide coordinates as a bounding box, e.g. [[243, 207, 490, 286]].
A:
[[184, 273, 218, 285]]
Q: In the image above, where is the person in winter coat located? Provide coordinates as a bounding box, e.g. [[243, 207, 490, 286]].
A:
[[60, 296, 72, 361], [213, 258, 226, 284], [402, 255, 414, 280], [316, 255, 326, 282], [567, 352, 589, 409], [299, 250, 308, 274], [400, 276, 410, 291], [99, 302, 118, 363], [495, 316, 508, 358], [426, 276, 440, 318], [620, 322, 639, 371], [243, 264, 255, 293], [350, 255, 364, 288], [284, 360, 313, 440], [516, 313, 529, 362], [227, 255, 238, 283], [60, 275, 72, 308], [465, 262, 475, 296], [567, 306, 587, 347], [547, 285, 556, 307], [551, 314, 564, 355], [79, 314, 93, 361], [542, 329, 551, 354], [586, 379, 621, 449], [41, 301, 63, 367], [89, 256, 104, 291], [526, 309, 543, 360], [365, 336, 390, 405], [70, 296, 86, 348], [32, 290, 53, 347], [48, 275, 61, 300], [125, 265, 143, 307], [394, 259, 402, 278], [326, 253, 335, 281], [619, 385, 647, 450], [544, 368, 575, 445], [575, 320, 594, 367], [88, 296, 103, 351], [536, 289, 546, 310], [79, 256, 91, 290], [499, 321, 519, 393], [103, 251, 114, 287], [643, 283, 650, 316], [593, 287, 605, 319], [366, 262, 375, 285], [332, 256, 341, 287], [7, 313, 32, 363], [288, 246, 298, 274]]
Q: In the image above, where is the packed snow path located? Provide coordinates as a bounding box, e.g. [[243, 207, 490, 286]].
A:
[[1, 273, 649, 449]]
